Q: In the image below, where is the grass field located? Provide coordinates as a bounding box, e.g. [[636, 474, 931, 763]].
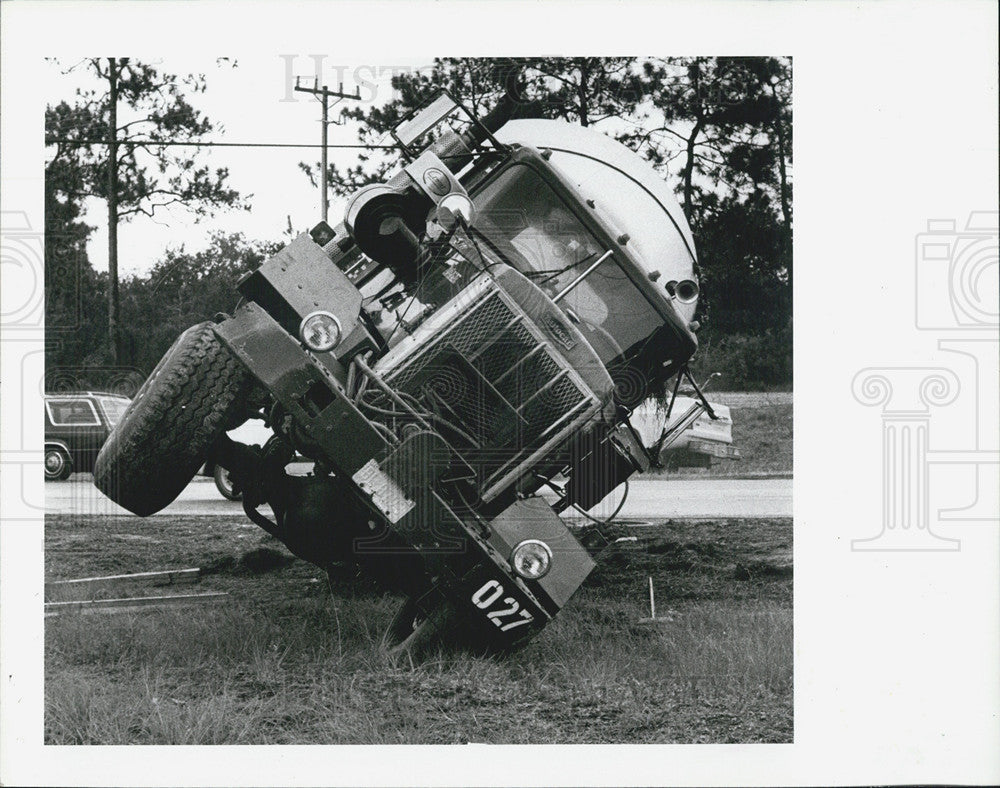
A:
[[725, 402, 793, 476], [45, 513, 792, 744], [656, 396, 793, 478]]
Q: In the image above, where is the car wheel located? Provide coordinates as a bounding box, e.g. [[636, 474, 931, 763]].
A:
[[93, 321, 255, 516], [213, 464, 243, 501], [44, 446, 73, 481]]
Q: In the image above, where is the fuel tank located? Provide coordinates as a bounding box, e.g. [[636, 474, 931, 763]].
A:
[[495, 119, 699, 323]]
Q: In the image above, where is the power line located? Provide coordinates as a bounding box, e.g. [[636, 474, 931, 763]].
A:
[[46, 138, 397, 149]]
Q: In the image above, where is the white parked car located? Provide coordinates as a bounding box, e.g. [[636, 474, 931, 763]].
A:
[[629, 395, 740, 469]]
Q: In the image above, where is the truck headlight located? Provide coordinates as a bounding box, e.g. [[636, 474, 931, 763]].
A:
[[510, 539, 552, 580], [674, 279, 699, 304], [300, 311, 342, 352]]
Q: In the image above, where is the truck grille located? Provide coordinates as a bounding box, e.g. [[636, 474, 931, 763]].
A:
[[382, 283, 599, 499]]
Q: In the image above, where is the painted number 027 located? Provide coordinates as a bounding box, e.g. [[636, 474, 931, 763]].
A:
[[471, 580, 534, 632]]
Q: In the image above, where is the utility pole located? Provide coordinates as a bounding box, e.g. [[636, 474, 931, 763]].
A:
[[294, 79, 361, 222], [107, 57, 121, 365]]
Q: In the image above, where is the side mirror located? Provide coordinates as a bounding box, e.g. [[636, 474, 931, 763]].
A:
[[392, 92, 461, 149]]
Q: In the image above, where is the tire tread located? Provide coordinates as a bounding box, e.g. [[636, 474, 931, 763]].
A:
[[93, 322, 252, 515]]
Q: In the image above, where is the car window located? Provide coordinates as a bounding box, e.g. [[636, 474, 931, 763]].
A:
[[46, 398, 101, 426], [98, 397, 129, 425]]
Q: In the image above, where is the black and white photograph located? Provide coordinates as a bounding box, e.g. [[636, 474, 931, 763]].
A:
[[38, 52, 793, 745], [0, 1, 996, 785]]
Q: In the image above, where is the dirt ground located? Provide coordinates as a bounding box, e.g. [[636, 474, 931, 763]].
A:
[[45, 512, 792, 744]]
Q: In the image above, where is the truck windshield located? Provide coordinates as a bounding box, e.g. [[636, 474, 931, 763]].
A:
[[472, 164, 662, 364]]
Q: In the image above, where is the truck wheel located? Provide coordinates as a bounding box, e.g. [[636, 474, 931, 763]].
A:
[[382, 597, 460, 660], [44, 446, 73, 481], [213, 464, 243, 501], [93, 322, 254, 516]]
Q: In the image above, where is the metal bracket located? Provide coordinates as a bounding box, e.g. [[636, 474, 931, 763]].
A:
[[682, 365, 718, 420], [391, 89, 509, 160], [665, 364, 718, 421], [647, 364, 719, 467]]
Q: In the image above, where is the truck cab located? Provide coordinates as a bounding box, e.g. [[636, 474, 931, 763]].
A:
[[96, 90, 710, 656]]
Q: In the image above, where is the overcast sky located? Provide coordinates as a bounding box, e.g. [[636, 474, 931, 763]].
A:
[[46, 56, 710, 279], [45, 56, 434, 276]]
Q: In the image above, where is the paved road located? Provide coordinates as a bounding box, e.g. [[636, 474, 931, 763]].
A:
[[47, 475, 791, 520], [569, 477, 792, 520], [710, 391, 793, 408]]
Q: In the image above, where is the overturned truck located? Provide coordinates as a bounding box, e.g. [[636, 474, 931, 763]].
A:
[[95, 88, 718, 656]]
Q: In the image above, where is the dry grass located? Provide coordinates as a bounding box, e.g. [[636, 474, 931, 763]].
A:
[[651, 401, 793, 478], [728, 403, 793, 476], [45, 513, 792, 744]]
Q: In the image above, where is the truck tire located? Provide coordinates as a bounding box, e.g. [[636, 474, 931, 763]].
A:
[[382, 597, 461, 660], [93, 322, 254, 516], [213, 464, 243, 501]]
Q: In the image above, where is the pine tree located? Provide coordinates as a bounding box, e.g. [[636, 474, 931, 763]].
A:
[[45, 58, 246, 363]]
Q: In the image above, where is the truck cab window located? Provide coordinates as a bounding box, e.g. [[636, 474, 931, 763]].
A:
[[473, 164, 662, 365]]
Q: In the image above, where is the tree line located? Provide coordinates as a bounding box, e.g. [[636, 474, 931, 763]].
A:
[[45, 56, 791, 394]]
